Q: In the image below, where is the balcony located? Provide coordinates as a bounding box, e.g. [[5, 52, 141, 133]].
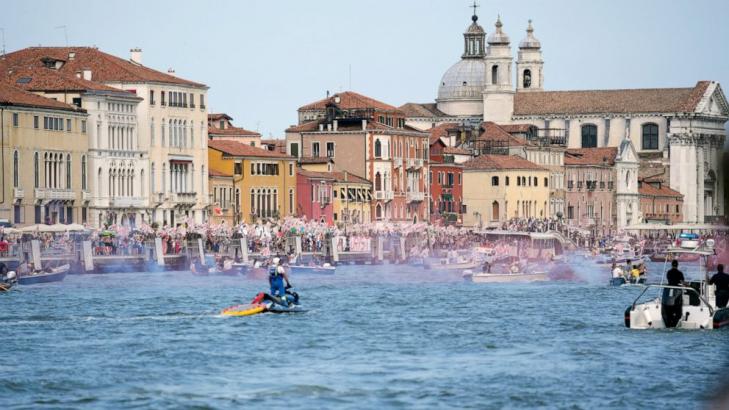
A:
[[82, 191, 92, 201], [34, 188, 75, 201], [393, 158, 403, 168], [13, 188, 24, 199], [407, 191, 425, 202], [109, 197, 147, 208], [374, 190, 394, 202], [173, 192, 197, 205], [414, 158, 424, 169]]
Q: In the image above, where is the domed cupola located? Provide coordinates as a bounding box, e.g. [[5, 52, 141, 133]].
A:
[[519, 20, 541, 50], [487, 16, 510, 45], [435, 9, 487, 117]]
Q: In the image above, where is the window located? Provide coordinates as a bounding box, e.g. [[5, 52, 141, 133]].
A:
[[458, 174, 461, 185], [150, 90, 156, 105], [81, 155, 87, 190], [675, 205, 679, 214], [641, 123, 659, 150], [289, 163, 293, 176], [151, 163, 156, 193], [67, 119, 72, 131], [219, 120, 225, 129], [33, 116, 39, 129], [544, 177, 548, 187], [13, 151, 19, 188], [65, 155, 71, 188], [189, 93, 195, 108], [290, 143, 299, 157], [517, 177, 521, 186], [567, 180, 573, 189], [523, 69, 532, 88], [200, 94, 206, 108], [567, 205, 574, 220], [581, 124, 597, 148], [312, 142, 320, 157], [34, 152, 39, 188], [12, 113, 18, 127], [161, 91, 166, 106], [534, 177, 538, 186], [374, 139, 382, 158], [326, 142, 335, 158], [491, 65, 498, 85], [234, 162, 242, 175], [447, 173, 454, 186], [34, 205, 41, 224], [491, 176, 499, 186], [81, 120, 86, 133]]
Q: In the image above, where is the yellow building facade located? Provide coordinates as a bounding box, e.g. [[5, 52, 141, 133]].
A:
[[331, 172, 372, 225], [208, 169, 236, 225], [462, 155, 550, 227], [208, 140, 295, 223], [0, 83, 89, 226]]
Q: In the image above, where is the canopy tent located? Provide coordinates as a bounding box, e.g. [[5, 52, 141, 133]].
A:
[[63, 223, 87, 232], [19, 223, 82, 233], [0, 227, 22, 235]]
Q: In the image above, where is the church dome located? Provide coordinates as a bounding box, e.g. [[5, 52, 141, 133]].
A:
[[487, 16, 510, 45], [466, 15, 484, 34], [519, 20, 541, 49], [437, 58, 486, 101]]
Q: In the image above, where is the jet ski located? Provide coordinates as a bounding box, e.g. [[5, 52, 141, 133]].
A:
[[220, 289, 304, 317]]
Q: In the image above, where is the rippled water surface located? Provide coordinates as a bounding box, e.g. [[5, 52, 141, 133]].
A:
[[1, 257, 726, 409]]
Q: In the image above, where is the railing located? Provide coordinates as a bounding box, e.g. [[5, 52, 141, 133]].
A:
[[631, 285, 713, 315], [110, 197, 147, 208], [173, 192, 197, 204], [35, 188, 75, 200], [407, 191, 425, 202], [13, 188, 24, 199], [82, 191, 92, 201], [374, 191, 394, 202]]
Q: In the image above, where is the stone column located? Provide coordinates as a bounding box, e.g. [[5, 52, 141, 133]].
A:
[[697, 141, 705, 222]]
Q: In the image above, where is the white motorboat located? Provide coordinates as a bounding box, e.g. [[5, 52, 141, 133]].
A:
[[625, 241, 729, 330], [463, 261, 548, 283], [427, 258, 479, 271]]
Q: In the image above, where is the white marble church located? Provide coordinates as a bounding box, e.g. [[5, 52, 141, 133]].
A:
[[402, 10, 728, 224]]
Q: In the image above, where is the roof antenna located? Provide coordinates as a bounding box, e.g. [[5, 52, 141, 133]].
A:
[[54, 25, 68, 46]]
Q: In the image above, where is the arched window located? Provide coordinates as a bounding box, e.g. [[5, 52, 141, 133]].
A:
[[523, 69, 532, 88], [13, 151, 19, 188], [162, 163, 166, 192], [491, 176, 499, 186], [492, 201, 500, 221], [140, 169, 145, 197], [81, 155, 87, 190], [376, 204, 382, 220], [375, 172, 382, 191], [581, 124, 597, 148], [150, 118, 155, 146], [289, 188, 294, 214], [151, 163, 156, 193], [66, 154, 71, 189], [491, 65, 498, 85], [374, 139, 382, 158], [533, 177, 538, 186], [34, 152, 39, 188], [641, 123, 659, 150]]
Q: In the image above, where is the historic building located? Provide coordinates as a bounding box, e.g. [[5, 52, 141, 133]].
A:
[[402, 10, 728, 225], [5, 65, 146, 227], [0, 82, 89, 226], [208, 113, 261, 147], [208, 168, 236, 225], [330, 171, 372, 225], [429, 137, 464, 225], [207, 139, 296, 223], [286, 91, 430, 222], [564, 147, 618, 236], [295, 169, 334, 224], [638, 177, 684, 225], [0, 47, 211, 226], [462, 154, 549, 227]]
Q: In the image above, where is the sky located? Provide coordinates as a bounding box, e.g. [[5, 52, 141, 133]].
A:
[[3, 0, 729, 138]]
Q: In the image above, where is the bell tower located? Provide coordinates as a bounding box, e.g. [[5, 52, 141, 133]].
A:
[[483, 16, 514, 123], [516, 20, 544, 92]]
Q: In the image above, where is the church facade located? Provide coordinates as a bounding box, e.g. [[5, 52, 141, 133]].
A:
[[402, 11, 728, 225]]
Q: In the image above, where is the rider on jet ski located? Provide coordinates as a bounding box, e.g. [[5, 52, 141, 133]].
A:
[[268, 257, 293, 305]]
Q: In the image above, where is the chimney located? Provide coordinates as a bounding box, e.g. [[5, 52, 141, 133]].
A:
[[327, 123, 332, 132], [318, 124, 324, 131], [362, 119, 367, 130], [130, 48, 142, 64], [75, 71, 82, 79], [68, 52, 76, 61], [167, 68, 176, 76], [82, 69, 92, 81], [333, 120, 338, 131]]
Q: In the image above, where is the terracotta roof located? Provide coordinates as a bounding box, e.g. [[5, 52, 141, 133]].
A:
[[4, 66, 135, 95], [429, 122, 459, 145], [0, 81, 86, 112], [286, 121, 321, 133], [208, 126, 260, 137], [513, 82, 711, 116], [297, 169, 335, 180], [298, 91, 399, 112], [464, 154, 545, 171], [443, 146, 470, 155], [399, 102, 449, 118], [477, 122, 528, 146], [208, 113, 232, 121], [639, 183, 683, 198], [330, 171, 370, 185], [208, 169, 232, 177], [639, 167, 668, 183], [1, 47, 205, 87], [286, 119, 426, 135], [498, 123, 533, 133], [564, 147, 618, 166], [208, 139, 292, 159], [299, 156, 332, 164]]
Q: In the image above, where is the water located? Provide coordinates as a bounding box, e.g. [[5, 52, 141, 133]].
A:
[[1, 259, 726, 409]]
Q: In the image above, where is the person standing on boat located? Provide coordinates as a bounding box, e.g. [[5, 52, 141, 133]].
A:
[[662, 260, 685, 327], [708, 264, 729, 308]]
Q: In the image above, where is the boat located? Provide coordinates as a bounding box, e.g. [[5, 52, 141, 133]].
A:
[[221, 290, 304, 317], [463, 261, 548, 283], [0, 271, 17, 291], [625, 241, 729, 330], [426, 257, 479, 271], [18, 264, 69, 285], [289, 264, 336, 275]]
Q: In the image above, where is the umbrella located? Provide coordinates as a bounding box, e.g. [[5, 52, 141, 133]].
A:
[[64, 223, 87, 232], [100, 230, 116, 237]]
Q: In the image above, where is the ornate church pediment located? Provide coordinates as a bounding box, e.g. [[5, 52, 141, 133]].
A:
[[695, 83, 729, 117]]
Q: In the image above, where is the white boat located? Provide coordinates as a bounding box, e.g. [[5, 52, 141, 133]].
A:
[[427, 258, 479, 271], [289, 264, 336, 275], [625, 241, 729, 330], [463, 270, 548, 283]]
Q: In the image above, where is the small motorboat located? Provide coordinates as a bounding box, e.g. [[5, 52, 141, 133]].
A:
[[289, 264, 336, 275], [221, 290, 304, 317], [18, 264, 68, 285], [463, 262, 548, 283], [427, 258, 479, 271], [625, 241, 728, 330]]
